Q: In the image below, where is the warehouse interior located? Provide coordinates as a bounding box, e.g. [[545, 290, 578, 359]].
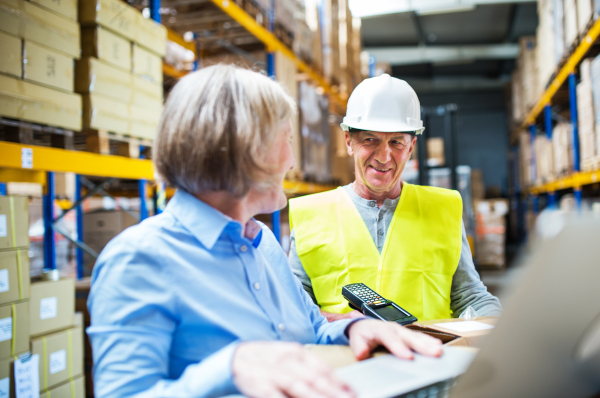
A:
[[1, 0, 600, 396]]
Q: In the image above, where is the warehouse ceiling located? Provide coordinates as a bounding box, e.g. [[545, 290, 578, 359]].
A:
[[361, 2, 539, 92]]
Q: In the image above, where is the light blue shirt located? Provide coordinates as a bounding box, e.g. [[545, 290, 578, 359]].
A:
[[87, 189, 355, 398]]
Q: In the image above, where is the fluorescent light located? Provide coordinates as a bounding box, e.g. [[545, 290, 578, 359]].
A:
[[416, 4, 476, 15]]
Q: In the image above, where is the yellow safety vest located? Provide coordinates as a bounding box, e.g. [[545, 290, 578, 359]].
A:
[[289, 183, 463, 321]]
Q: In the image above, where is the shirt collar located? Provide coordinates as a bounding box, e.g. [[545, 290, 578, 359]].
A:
[[165, 189, 263, 250], [343, 183, 401, 209]]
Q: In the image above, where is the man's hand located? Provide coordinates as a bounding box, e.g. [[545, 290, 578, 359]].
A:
[[232, 341, 355, 398], [347, 319, 443, 360], [321, 309, 365, 322]]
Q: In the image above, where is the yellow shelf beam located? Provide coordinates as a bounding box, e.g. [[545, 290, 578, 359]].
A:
[[0, 142, 155, 180], [0, 142, 335, 195], [523, 18, 600, 127], [166, 27, 196, 54], [529, 169, 600, 194], [283, 180, 337, 195], [209, 0, 347, 109], [163, 62, 189, 79]]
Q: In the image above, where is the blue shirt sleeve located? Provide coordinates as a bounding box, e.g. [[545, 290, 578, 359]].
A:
[[87, 228, 240, 398]]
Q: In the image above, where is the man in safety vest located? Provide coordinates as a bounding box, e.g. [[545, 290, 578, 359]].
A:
[[288, 74, 502, 322]]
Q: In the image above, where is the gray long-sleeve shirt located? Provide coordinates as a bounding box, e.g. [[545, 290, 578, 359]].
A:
[[288, 184, 503, 318]]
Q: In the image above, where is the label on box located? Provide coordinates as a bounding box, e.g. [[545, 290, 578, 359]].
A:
[[434, 321, 495, 333], [0, 317, 12, 342], [0, 377, 8, 398], [0, 215, 6, 238], [15, 354, 40, 398], [49, 349, 66, 374], [21, 148, 33, 169], [40, 297, 58, 320], [0, 269, 8, 293]]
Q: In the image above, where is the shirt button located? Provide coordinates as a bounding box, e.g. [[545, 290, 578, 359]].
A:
[[378, 214, 383, 221], [278, 323, 285, 331], [253, 282, 260, 290], [378, 229, 384, 236], [369, 202, 376, 207], [240, 245, 248, 252]]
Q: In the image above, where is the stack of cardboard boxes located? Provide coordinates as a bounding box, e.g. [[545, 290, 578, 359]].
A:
[[0, 197, 84, 397], [0, 0, 82, 131], [76, 0, 167, 145], [474, 199, 509, 269], [0, 196, 31, 397], [30, 278, 84, 397]]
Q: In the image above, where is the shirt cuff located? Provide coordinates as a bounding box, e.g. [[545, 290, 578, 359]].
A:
[[183, 340, 241, 397]]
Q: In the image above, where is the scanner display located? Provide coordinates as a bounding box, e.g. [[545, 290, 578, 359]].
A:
[[374, 305, 407, 321]]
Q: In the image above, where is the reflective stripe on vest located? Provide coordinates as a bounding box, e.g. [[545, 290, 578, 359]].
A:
[[289, 183, 463, 321]]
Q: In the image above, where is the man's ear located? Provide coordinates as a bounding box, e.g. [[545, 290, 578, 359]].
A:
[[345, 131, 354, 156], [407, 136, 417, 157]]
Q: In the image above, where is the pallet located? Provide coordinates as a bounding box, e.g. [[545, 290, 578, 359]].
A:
[[0, 116, 74, 149], [274, 22, 294, 49], [0, 117, 152, 159], [243, 0, 267, 28], [77, 130, 153, 159], [581, 156, 600, 172]]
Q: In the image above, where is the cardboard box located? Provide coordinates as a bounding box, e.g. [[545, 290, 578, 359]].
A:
[[0, 196, 29, 251], [0, 74, 82, 131], [0, 250, 30, 305], [427, 137, 445, 167], [30, 0, 77, 20], [75, 57, 133, 102], [0, 0, 80, 58], [30, 279, 75, 337], [24, 41, 74, 92], [0, 301, 29, 361], [129, 102, 161, 140], [81, 27, 131, 72], [83, 210, 138, 253], [132, 75, 163, 102], [132, 43, 162, 83], [82, 93, 130, 135], [0, 31, 22, 78], [39, 375, 85, 398], [78, 0, 166, 57], [406, 317, 498, 348], [31, 325, 83, 392]]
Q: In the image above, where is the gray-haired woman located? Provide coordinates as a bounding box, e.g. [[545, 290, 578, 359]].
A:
[[87, 65, 442, 398]]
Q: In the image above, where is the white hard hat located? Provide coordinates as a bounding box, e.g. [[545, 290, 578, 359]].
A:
[[340, 74, 424, 135]]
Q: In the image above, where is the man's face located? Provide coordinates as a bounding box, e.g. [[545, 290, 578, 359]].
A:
[[346, 130, 417, 196]]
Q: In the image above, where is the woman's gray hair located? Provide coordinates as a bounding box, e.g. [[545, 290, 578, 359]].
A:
[[155, 64, 296, 197]]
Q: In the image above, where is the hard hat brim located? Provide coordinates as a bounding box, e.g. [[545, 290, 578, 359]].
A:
[[340, 122, 424, 135]]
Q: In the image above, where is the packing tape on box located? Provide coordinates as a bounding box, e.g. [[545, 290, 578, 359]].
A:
[[16, 249, 23, 300], [43, 337, 49, 391], [9, 196, 16, 248], [11, 303, 16, 359]]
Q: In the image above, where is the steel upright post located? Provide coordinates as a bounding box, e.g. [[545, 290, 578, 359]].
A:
[[569, 73, 580, 172], [0, 183, 5, 196], [267, 0, 280, 243], [150, 0, 161, 23], [544, 104, 557, 208], [75, 175, 84, 278], [43, 172, 56, 269], [139, 146, 148, 221]]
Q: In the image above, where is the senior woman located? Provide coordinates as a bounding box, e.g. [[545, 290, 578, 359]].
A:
[[87, 65, 443, 398]]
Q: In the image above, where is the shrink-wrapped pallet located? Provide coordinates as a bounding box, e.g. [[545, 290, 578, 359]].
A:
[[577, 59, 596, 166], [553, 122, 573, 175], [564, 0, 578, 50], [519, 37, 539, 110], [537, 0, 557, 92], [553, 0, 566, 64], [519, 130, 533, 187], [590, 55, 600, 160], [578, 0, 594, 35], [535, 135, 555, 183], [511, 69, 524, 124]]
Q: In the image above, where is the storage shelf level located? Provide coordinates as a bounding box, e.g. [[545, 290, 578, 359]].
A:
[[529, 170, 600, 194]]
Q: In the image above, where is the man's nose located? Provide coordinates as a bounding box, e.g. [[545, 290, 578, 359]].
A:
[[374, 143, 392, 164]]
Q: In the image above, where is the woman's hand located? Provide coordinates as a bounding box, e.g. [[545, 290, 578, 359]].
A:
[[233, 341, 355, 398], [347, 319, 443, 360]]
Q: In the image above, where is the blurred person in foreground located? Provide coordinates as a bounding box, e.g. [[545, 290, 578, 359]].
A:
[[86, 65, 443, 398], [288, 74, 502, 322]]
